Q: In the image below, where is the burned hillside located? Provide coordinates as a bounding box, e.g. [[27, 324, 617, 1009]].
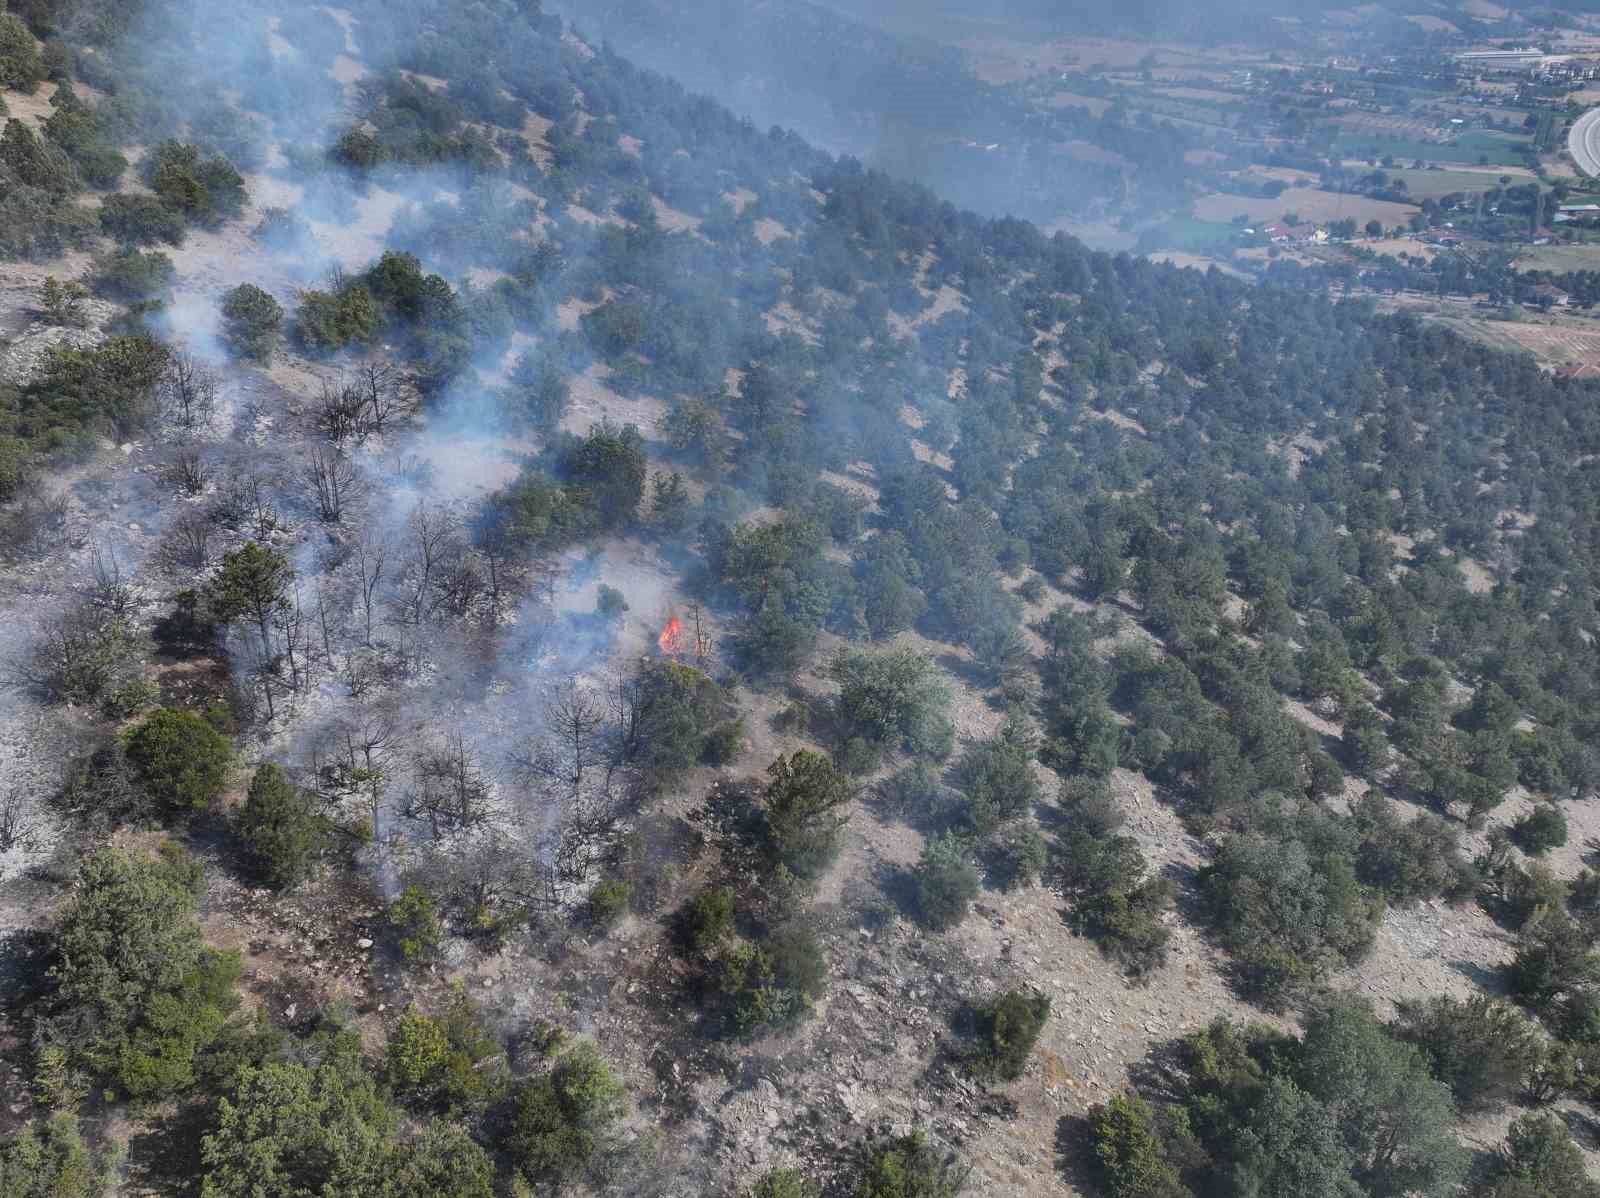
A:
[[0, 1, 1599, 1196]]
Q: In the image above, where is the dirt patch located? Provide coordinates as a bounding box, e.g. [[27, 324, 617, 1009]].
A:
[[764, 300, 818, 344], [651, 196, 700, 234], [566, 203, 624, 228], [910, 438, 956, 477], [753, 217, 792, 245], [1283, 696, 1343, 740], [398, 69, 448, 92], [520, 111, 553, 168], [818, 465, 881, 506], [1264, 428, 1330, 478], [562, 363, 668, 439], [1457, 556, 1494, 594], [556, 293, 604, 333], [303, 185, 409, 272], [408, 431, 531, 499], [265, 15, 294, 59], [322, 5, 359, 50], [329, 54, 366, 85], [887, 283, 968, 339], [1086, 407, 1147, 436], [0, 80, 62, 132], [723, 187, 758, 215]]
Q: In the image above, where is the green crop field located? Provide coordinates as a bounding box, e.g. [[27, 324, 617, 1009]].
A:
[[1333, 129, 1535, 168], [1513, 242, 1600, 272], [1137, 215, 1238, 253], [1380, 168, 1542, 200]]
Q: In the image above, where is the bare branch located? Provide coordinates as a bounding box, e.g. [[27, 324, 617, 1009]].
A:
[[158, 352, 220, 439], [305, 444, 365, 523], [156, 510, 213, 575]]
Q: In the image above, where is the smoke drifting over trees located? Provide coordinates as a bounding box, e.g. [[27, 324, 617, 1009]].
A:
[[0, 0, 1599, 1194]]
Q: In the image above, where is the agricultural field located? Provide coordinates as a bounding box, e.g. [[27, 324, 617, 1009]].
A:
[[1047, 90, 1111, 116], [961, 35, 1273, 83], [1334, 112, 1449, 145], [1435, 312, 1600, 367], [1513, 242, 1600, 272], [1144, 249, 1250, 277], [1332, 128, 1536, 167], [1135, 214, 1238, 252], [1375, 166, 1541, 200], [1365, 236, 1438, 260], [1192, 185, 1419, 227]]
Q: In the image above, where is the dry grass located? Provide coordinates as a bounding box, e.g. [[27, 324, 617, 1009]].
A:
[[1366, 237, 1437, 261], [753, 217, 792, 245], [1513, 243, 1600, 273], [1048, 91, 1111, 116], [329, 54, 366, 85], [520, 111, 553, 167], [1193, 186, 1417, 227], [1155, 86, 1237, 104], [562, 363, 667, 439], [1145, 251, 1249, 279], [0, 80, 61, 131], [1059, 139, 1130, 169], [650, 196, 700, 234], [1442, 316, 1600, 368], [886, 283, 967, 339], [556, 292, 605, 333]]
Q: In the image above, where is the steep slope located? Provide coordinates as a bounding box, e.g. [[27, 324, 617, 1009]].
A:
[[0, 1, 1598, 1196]]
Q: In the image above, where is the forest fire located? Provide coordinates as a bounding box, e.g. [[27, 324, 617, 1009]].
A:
[[657, 614, 684, 656]]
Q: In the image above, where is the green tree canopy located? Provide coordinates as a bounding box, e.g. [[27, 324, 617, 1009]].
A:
[[220, 284, 284, 363], [124, 707, 232, 814], [0, 1115, 105, 1198], [502, 1039, 626, 1187], [915, 833, 980, 932], [199, 1041, 494, 1198], [237, 762, 327, 889], [829, 646, 954, 758], [1087, 1093, 1186, 1198], [208, 541, 292, 651], [762, 749, 853, 878], [0, 13, 46, 92], [42, 846, 240, 1098], [1391, 994, 1543, 1112], [853, 1130, 967, 1198], [1294, 999, 1467, 1198], [1477, 1114, 1600, 1198]]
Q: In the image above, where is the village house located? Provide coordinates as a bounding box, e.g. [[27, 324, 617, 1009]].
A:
[[1261, 223, 1329, 245], [1528, 283, 1571, 308]]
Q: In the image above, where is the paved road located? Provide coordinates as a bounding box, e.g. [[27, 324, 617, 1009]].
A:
[[1570, 108, 1600, 177]]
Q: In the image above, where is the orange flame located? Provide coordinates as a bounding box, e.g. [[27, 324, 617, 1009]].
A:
[[658, 615, 683, 655]]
